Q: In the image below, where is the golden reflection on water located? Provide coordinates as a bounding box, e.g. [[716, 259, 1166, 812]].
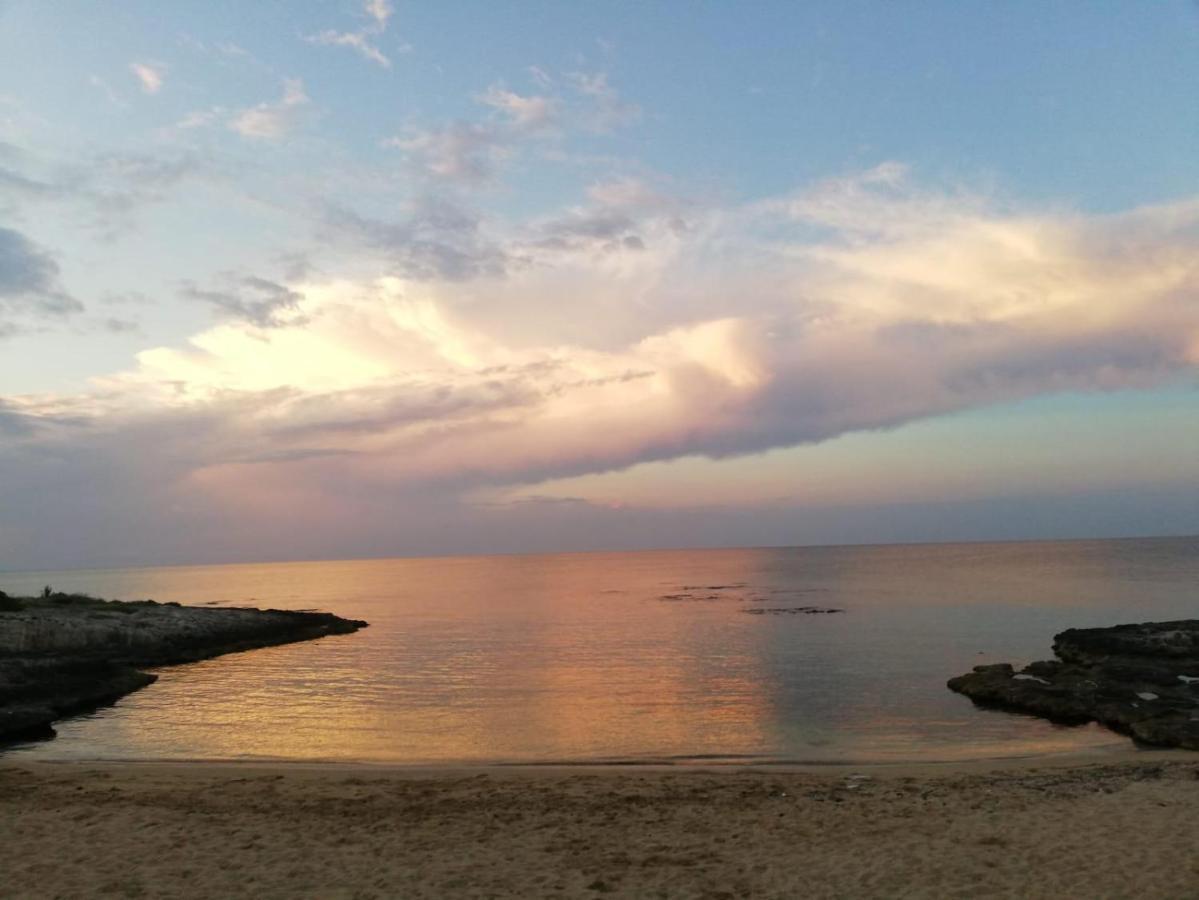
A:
[[6, 538, 1197, 763]]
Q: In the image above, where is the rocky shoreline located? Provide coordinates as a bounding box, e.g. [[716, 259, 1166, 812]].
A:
[[949, 619, 1199, 750], [0, 590, 367, 743]]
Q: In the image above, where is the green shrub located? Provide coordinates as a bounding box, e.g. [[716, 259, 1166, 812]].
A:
[[0, 591, 23, 612]]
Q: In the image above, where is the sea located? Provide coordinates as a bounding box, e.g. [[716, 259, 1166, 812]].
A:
[[2, 537, 1197, 765]]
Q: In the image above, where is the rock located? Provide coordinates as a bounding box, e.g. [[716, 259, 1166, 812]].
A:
[[0, 657, 158, 740], [0, 593, 367, 744], [948, 620, 1199, 750], [741, 606, 844, 616], [0, 704, 57, 739], [1056, 621, 1199, 664]]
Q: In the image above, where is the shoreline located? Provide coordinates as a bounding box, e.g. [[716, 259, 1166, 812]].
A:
[[6, 741, 1185, 777], [4, 753, 1199, 898]]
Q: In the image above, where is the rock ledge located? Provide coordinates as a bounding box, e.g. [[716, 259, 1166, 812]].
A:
[[948, 620, 1199, 749], [0, 591, 367, 743]]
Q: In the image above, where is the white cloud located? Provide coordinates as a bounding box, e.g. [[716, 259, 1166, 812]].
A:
[[228, 79, 310, 141], [364, 0, 393, 29], [381, 69, 638, 189], [306, 29, 391, 69], [568, 71, 641, 131], [3, 168, 1198, 564], [60, 169, 1199, 478], [528, 66, 553, 89], [478, 85, 557, 130], [129, 61, 166, 95], [305, 0, 401, 69], [383, 122, 505, 183]]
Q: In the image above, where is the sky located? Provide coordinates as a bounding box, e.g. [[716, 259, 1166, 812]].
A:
[[1, 1, 1198, 571]]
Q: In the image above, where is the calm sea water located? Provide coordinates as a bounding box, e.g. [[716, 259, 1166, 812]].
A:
[[3, 537, 1197, 765]]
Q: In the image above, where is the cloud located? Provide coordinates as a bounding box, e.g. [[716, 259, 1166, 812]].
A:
[[515, 177, 689, 264], [0, 226, 82, 333], [384, 69, 638, 186], [129, 61, 166, 95], [2, 168, 1198, 565], [215, 42, 250, 58], [364, 0, 393, 28], [383, 122, 506, 184], [478, 85, 557, 131], [99, 316, 141, 334], [100, 290, 152, 306], [305, 0, 402, 68], [176, 108, 223, 130], [569, 72, 641, 131], [82, 152, 208, 234], [0, 401, 40, 437], [0, 160, 56, 207], [322, 195, 508, 280], [181, 274, 307, 328], [306, 29, 391, 69], [82, 174, 1199, 470], [0, 144, 207, 236], [528, 207, 643, 255], [228, 78, 310, 140], [0, 396, 89, 437]]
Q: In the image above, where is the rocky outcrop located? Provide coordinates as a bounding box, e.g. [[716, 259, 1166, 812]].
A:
[[0, 658, 157, 740], [948, 620, 1199, 750], [0, 593, 367, 743]]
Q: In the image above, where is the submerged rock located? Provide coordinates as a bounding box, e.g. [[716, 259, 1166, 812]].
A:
[[741, 606, 844, 615], [0, 593, 367, 743], [948, 620, 1199, 750]]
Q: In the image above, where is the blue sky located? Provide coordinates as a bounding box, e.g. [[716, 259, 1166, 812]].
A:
[[8, 1, 1196, 207], [1, 1, 1197, 569]]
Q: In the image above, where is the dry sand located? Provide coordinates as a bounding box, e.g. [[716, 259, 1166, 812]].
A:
[[3, 753, 1199, 899]]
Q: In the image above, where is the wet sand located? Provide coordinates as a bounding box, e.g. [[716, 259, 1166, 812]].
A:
[[2, 753, 1199, 899]]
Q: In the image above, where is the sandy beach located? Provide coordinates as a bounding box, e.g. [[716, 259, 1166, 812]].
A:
[[3, 753, 1199, 899]]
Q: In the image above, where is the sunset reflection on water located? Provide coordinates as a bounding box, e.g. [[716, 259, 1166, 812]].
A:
[[5, 538, 1197, 764]]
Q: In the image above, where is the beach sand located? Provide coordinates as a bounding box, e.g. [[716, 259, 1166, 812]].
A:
[[3, 754, 1199, 899]]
